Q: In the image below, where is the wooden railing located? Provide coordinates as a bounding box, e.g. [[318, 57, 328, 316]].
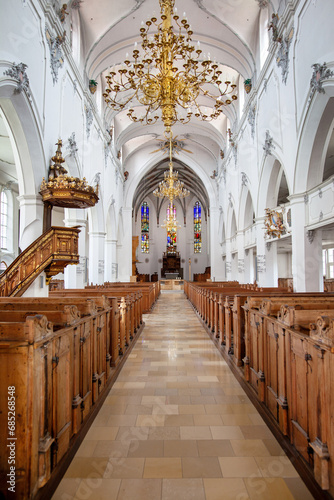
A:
[[0, 226, 80, 297]]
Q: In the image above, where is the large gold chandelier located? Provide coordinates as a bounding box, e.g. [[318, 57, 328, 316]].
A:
[[153, 132, 190, 202], [103, 0, 237, 135]]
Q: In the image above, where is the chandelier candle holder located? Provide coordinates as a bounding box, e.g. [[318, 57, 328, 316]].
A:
[[162, 202, 181, 232], [103, 0, 237, 134], [153, 132, 190, 202]]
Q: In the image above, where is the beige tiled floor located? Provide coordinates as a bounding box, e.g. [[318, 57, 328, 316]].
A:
[[52, 291, 315, 500]]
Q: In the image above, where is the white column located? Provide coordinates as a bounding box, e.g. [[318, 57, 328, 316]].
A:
[[104, 238, 118, 282], [290, 195, 323, 291], [17, 195, 44, 250], [210, 207, 224, 280], [237, 230, 245, 283], [254, 217, 278, 287], [88, 231, 105, 285], [225, 238, 232, 281], [64, 216, 87, 289], [118, 207, 132, 282]]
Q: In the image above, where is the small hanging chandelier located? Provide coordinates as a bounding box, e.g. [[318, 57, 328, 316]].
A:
[[103, 0, 237, 135], [153, 130, 190, 202], [161, 201, 181, 232]]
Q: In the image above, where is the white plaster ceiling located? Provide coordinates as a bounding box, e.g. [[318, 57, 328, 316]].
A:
[[75, 0, 274, 207]]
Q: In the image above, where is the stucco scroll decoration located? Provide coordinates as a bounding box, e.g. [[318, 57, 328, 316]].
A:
[[227, 128, 237, 167], [276, 27, 294, 85], [71, 0, 83, 8], [247, 105, 256, 140], [85, 105, 93, 139], [67, 132, 78, 156], [307, 230, 315, 244], [3, 62, 31, 99], [309, 62, 334, 100], [241, 172, 248, 187], [45, 28, 65, 85], [256, 0, 268, 8], [263, 130, 275, 157]]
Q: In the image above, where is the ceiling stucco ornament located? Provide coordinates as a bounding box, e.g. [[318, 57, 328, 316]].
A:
[[3, 62, 31, 99], [45, 28, 65, 85]]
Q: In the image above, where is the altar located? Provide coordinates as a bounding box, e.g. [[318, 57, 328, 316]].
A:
[[161, 251, 183, 278]]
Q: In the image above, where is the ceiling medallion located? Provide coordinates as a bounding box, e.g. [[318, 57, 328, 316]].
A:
[[103, 0, 237, 135]]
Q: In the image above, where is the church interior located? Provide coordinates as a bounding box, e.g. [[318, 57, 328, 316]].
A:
[[1, 0, 334, 498]]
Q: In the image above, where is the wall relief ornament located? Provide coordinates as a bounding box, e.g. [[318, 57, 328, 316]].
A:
[[241, 172, 248, 187], [45, 28, 65, 85], [307, 230, 315, 244], [264, 207, 289, 239], [67, 132, 78, 156], [276, 27, 294, 85], [309, 62, 334, 100], [263, 130, 275, 156], [247, 105, 256, 140], [3, 62, 31, 99], [256, 0, 268, 7], [85, 105, 93, 139]]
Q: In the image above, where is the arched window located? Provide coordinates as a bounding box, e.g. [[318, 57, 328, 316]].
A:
[[194, 201, 201, 253], [167, 204, 177, 253], [1, 190, 8, 250], [141, 201, 149, 253]]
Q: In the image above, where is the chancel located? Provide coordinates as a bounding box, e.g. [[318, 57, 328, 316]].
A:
[[0, 0, 334, 499]]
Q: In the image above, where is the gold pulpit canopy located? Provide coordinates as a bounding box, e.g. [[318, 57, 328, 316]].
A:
[[40, 139, 99, 209]]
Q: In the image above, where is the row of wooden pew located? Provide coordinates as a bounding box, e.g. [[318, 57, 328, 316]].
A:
[[0, 282, 160, 499], [83, 281, 160, 313], [184, 280, 334, 496]]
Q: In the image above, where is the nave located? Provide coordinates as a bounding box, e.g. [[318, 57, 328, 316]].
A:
[[52, 291, 314, 500]]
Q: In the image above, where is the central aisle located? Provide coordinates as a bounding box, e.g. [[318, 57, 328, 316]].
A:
[[53, 291, 314, 500]]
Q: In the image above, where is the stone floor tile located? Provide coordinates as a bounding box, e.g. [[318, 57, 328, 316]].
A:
[[203, 478, 250, 500], [117, 479, 162, 500], [143, 457, 182, 478], [182, 457, 222, 478], [219, 456, 262, 478], [162, 478, 206, 500], [74, 479, 121, 500]]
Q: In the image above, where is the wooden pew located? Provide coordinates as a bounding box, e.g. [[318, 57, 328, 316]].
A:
[[0, 291, 143, 499]]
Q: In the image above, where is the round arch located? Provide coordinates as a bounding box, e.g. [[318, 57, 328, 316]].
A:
[[294, 86, 334, 193]]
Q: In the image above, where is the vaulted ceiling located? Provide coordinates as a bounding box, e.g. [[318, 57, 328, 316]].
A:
[[76, 0, 280, 209]]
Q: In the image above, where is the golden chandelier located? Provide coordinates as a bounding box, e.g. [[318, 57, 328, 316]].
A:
[[161, 202, 181, 232], [153, 133, 190, 202], [103, 0, 237, 135]]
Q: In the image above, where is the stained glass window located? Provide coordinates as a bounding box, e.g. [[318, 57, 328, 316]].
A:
[[167, 204, 177, 253], [141, 201, 149, 253], [194, 201, 201, 253]]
